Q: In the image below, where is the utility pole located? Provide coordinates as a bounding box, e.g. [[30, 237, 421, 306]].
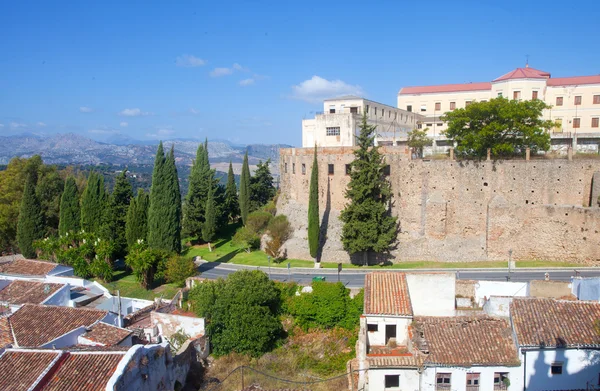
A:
[[117, 290, 122, 327]]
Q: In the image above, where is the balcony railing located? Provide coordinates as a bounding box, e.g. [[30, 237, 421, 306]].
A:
[[436, 385, 451, 391]]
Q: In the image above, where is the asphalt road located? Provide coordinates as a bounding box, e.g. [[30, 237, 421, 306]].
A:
[[197, 262, 600, 288]]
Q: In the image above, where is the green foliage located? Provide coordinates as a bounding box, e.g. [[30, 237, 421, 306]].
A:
[[262, 200, 277, 216], [168, 329, 191, 354], [202, 185, 217, 245], [35, 166, 64, 237], [308, 146, 320, 259], [407, 128, 432, 157], [442, 97, 553, 158], [17, 176, 45, 258], [89, 257, 114, 282], [148, 143, 182, 254], [188, 270, 283, 357], [58, 177, 80, 236], [239, 151, 251, 225], [125, 241, 169, 289], [224, 161, 240, 222], [250, 159, 276, 212], [265, 214, 292, 262], [125, 189, 149, 250], [232, 226, 261, 253], [80, 171, 106, 234], [165, 255, 196, 287], [246, 210, 272, 234], [100, 170, 133, 260], [340, 114, 397, 259]]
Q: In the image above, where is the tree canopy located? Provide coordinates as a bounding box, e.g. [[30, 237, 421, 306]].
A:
[[442, 97, 553, 158], [17, 175, 45, 258], [224, 162, 240, 222], [250, 159, 275, 212], [239, 151, 251, 225], [100, 169, 133, 260], [125, 188, 149, 250], [58, 177, 80, 236], [80, 171, 106, 233]]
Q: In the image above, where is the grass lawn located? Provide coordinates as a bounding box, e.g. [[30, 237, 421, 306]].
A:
[[95, 269, 181, 301]]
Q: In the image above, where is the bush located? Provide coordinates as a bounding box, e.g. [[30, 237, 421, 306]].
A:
[[246, 210, 272, 233], [165, 256, 196, 287], [232, 226, 261, 253], [89, 258, 114, 282], [125, 242, 169, 289], [263, 201, 277, 216], [265, 215, 292, 262]]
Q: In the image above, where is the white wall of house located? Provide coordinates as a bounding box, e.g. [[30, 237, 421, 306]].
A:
[[482, 296, 513, 318], [365, 316, 411, 346], [406, 273, 455, 316], [368, 368, 420, 391], [40, 326, 87, 349], [474, 281, 528, 307], [523, 348, 600, 390], [41, 283, 70, 306], [95, 296, 154, 317], [421, 365, 522, 391], [150, 312, 205, 339]]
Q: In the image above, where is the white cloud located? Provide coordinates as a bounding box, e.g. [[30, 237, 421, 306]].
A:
[[239, 78, 255, 86], [37, 122, 47, 127], [79, 106, 93, 113], [290, 76, 364, 103], [145, 127, 175, 139], [120, 122, 128, 127], [189, 108, 199, 115], [9, 122, 26, 129], [210, 63, 249, 77], [119, 108, 152, 117], [176, 54, 207, 68]]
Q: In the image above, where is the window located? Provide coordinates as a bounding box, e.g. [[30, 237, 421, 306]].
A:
[[366, 105, 369, 113], [465, 101, 472, 106], [436, 373, 451, 390], [494, 373, 509, 391], [532, 90, 539, 100], [573, 118, 581, 128], [367, 323, 378, 332], [326, 127, 340, 136], [554, 118, 563, 132], [384, 375, 400, 388], [381, 109, 384, 117], [593, 118, 599, 128], [394, 112, 397, 120], [435, 102, 441, 111], [594, 95, 600, 104], [498, 92, 503, 97], [328, 164, 334, 175], [513, 91, 521, 100], [301, 163, 306, 175], [575, 96, 582, 105], [383, 165, 390, 176], [374, 107, 377, 116], [551, 362, 563, 375], [556, 96, 563, 106], [450, 102, 456, 110], [466, 373, 480, 390], [329, 105, 336, 114], [345, 164, 351, 175], [420, 105, 427, 112], [284, 163, 288, 173], [292, 163, 295, 174], [406, 105, 412, 112], [437, 123, 443, 126], [426, 123, 433, 127], [350, 106, 358, 114]]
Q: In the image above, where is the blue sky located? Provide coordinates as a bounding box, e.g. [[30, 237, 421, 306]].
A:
[[1, 0, 599, 147]]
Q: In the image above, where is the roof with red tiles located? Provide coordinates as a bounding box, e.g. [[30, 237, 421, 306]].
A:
[[493, 66, 551, 82], [547, 75, 600, 87], [0, 280, 63, 305], [82, 322, 132, 346], [511, 298, 600, 348], [0, 316, 13, 348], [399, 82, 491, 95], [367, 354, 425, 368], [42, 352, 125, 391], [364, 273, 412, 316], [414, 316, 520, 367], [9, 304, 107, 347], [0, 350, 61, 391], [0, 259, 58, 276]]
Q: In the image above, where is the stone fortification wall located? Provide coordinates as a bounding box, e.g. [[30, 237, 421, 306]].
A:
[[278, 147, 600, 263]]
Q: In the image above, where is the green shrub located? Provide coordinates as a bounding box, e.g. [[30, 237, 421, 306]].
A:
[[263, 201, 277, 216], [246, 210, 272, 233], [265, 215, 292, 262], [89, 258, 113, 282], [165, 256, 196, 287], [232, 226, 260, 253]]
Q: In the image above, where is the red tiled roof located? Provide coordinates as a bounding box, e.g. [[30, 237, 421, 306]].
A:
[[367, 354, 425, 368], [9, 304, 107, 347], [0, 259, 58, 276], [414, 316, 520, 366], [547, 75, 600, 87], [0, 350, 61, 391], [511, 298, 600, 347], [364, 273, 412, 316], [0, 280, 63, 305], [42, 352, 125, 391], [82, 322, 132, 346], [399, 82, 491, 95], [0, 316, 13, 348], [493, 67, 550, 82]]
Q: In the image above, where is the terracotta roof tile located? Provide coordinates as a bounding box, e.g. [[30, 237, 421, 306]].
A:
[[0, 259, 58, 276], [0, 280, 63, 305], [367, 354, 425, 368], [82, 322, 132, 346], [399, 82, 491, 95], [511, 298, 600, 347], [9, 304, 107, 347], [414, 316, 520, 366], [42, 352, 125, 391], [0, 316, 13, 348], [493, 67, 551, 82], [547, 75, 600, 86], [0, 350, 60, 391], [364, 273, 412, 316]]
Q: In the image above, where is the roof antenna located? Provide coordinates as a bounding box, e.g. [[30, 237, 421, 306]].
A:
[[526, 54, 529, 68]]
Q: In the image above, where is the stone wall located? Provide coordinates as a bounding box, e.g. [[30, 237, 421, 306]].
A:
[[279, 147, 600, 263]]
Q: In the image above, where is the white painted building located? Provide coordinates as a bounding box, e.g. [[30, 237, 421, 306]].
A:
[[406, 273, 456, 316]]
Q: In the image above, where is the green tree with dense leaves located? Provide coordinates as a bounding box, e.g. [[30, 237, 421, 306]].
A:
[[80, 171, 106, 233], [340, 114, 397, 264], [202, 185, 217, 251], [58, 177, 80, 236], [441, 97, 553, 158], [308, 146, 320, 260], [407, 128, 432, 158], [224, 162, 239, 222], [100, 170, 133, 260], [35, 166, 64, 237], [125, 241, 168, 289], [250, 159, 275, 212], [164, 255, 196, 287], [148, 143, 182, 254], [239, 151, 251, 225], [17, 176, 45, 258], [125, 189, 149, 250]]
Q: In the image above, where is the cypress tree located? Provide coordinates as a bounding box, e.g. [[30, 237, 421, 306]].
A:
[[100, 170, 133, 259], [340, 114, 397, 265], [308, 146, 320, 260], [224, 161, 239, 222], [126, 189, 149, 249], [239, 151, 251, 225], [58, 177, 80, 236], [202, 185, 216, 252], [80, 171, 106, 234], [249, 159, 275, 211], [17, 176, 44, 258]]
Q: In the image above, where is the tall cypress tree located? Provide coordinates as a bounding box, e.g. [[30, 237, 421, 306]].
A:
[[100, 170, 133, 259], [224, 161, 239, 222], [202, 185, 216, 252], [308, 146, 320, 260], [58, 177, 80, 236], [80, 171, 106, 234], [17, 176, 44, 258], [239, 151, 251, 225], [126, 188, 149, 250], [340, 114, 397, 265]]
